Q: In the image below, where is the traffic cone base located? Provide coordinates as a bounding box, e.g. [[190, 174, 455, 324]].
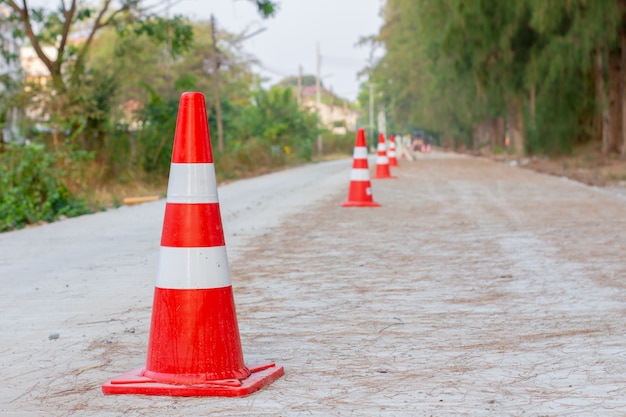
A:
[[342, 178, 380, 207], [102, 363, 284, 397], [373, 163, 397, 179], [341, 200, 381, 207]]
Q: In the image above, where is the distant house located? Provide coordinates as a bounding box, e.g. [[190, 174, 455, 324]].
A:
[[0, 7, 20, 78], [20, 45, 56, 86], [15, 45, 59, 132], [1, 4, 22, 142], [18, 40, 143, 135], [120, 99, 143, 131], [300, 85, 359, 135]]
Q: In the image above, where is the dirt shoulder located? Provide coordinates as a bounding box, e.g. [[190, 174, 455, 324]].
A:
[[465, 143, 626, 189]]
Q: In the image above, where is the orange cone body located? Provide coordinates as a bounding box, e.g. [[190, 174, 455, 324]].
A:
[[388, 134, 398, 167], [102, 92, 284, 397], [373, 133, 397, 179], [342, 129, 380, 207]]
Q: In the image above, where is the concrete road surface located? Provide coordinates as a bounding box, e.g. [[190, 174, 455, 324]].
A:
[[1, 152, 625, 416]]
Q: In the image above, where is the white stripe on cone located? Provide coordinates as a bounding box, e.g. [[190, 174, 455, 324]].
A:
[[167, 163, 219, 204], [377, 156, 389, 164], [353, 147, 368, 159], [156, 246, 231, 289], [350, 168, 371, 181]]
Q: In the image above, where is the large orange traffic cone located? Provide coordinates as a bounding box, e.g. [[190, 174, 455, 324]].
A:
[[342, 128, 380, 207], [373, 133, 397, 179], [102, 92, 284, 397], [387, 134, 398, 167]]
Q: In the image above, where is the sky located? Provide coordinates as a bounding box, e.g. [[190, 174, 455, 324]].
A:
[[164, 0, 386, 102]]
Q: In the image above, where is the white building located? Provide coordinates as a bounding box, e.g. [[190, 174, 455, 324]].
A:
[[0, 4, 22, 142], [301, 85, 360, 135], [20, 45, 56, 81]]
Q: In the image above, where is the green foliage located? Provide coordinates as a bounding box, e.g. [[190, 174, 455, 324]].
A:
[[0, 1, 195, 155], [251, 0, 279, 17], [0, 1, 335, 233], [373, 0, 623, 155], [233, 86, 319, 160], [214, 137, 280, 181], [0, 144, 91, 232], [136, 85, 182, 175], [278, 75, 317, 88], [526, 66, 593, 155], [322, 131, 357, 156], [118, 15, 194, 58]]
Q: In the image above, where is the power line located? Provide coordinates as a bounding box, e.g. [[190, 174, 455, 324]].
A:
[[253, 62, 295, 77], [321, 54, 368, 65]]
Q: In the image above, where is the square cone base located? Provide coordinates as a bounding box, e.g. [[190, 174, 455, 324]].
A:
[[341, 201, 381, 207], [102, 363, 284, 397]]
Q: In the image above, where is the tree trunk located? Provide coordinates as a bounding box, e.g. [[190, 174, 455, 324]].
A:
[[494, 117, 506, 149], [472, 120, 493, 150], [508, 102, 525, 156], [622, 29, 626, 157], [473, 117, 506, 152], [210, 15, 225, 153], [597, 49, 612, 154], [529, 85, 536, 122], [608, 47, 622, 154]]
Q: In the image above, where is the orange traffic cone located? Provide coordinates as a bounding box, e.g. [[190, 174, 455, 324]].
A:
[[388, 134, 398, 167], [102, 92, 284, 397], [373, 133, 397, 179], [342, 128, 380, 207]]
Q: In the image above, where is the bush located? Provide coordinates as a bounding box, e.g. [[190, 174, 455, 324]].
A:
[[214, 137, 286, 181], [0, 144, 91, 232], [321, 131, 356, 156]]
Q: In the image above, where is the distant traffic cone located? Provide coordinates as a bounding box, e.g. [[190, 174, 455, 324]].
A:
[[388, 134, 398, 167], [102, 92, 284, 397], [342, 128, 380, 207], [373, 133, 397, 179]]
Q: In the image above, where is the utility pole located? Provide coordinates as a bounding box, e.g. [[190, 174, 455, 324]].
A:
[[329, 86, 334, 128], [297, 65, 302, 106], [369, 79, 374, 151], [210, 14, 224, 153], [316, 41, 322, 155]]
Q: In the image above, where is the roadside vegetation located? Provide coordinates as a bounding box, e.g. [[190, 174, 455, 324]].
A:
[[367, 0, 626, 159], [0, 1, 355, 232], [7, 0, 626, 232]]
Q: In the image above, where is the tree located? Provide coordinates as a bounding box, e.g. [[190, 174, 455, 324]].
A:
[[1, 0, 276, 92], [0, 0, 278, 151], [279, 75, 317, 88], [373, 0, 626, 156], [85, 19, 259, 175], [234, 85, 318, 158], [0, 1, 195, 153], [373, 0, 491, 148], [523, 0, 622, 155]]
